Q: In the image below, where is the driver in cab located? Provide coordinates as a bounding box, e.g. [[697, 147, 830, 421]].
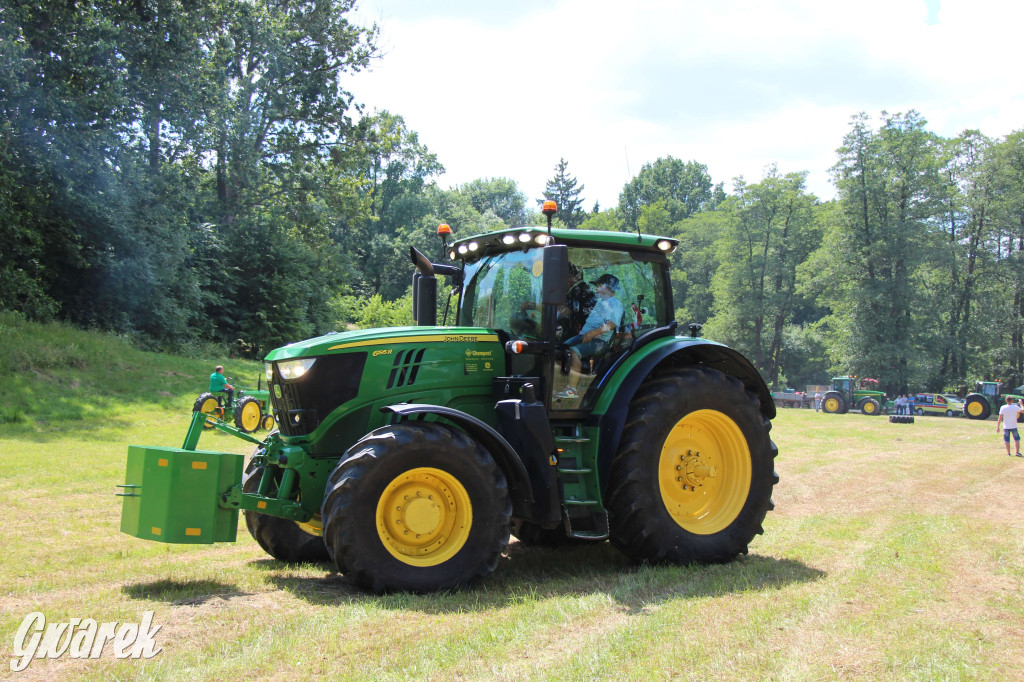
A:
[[556, 274, 624, 400]]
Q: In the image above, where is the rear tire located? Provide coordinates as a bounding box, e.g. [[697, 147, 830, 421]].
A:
[[193, 393, 220, 429], [606, 368, 778, 565], [234, 396, 263, 433], [964, 395, 991, 420], [242, 452, 330, 564], [321, 422, 511, 593], [821, 392, 845, 414]]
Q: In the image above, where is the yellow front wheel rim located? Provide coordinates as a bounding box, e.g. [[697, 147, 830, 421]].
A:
[[659, 409, 751, 535], [376, 467, 472, 567], [967, 401, 985, 417], [863, 401, 876, 414], [239, 401, 261, 431]]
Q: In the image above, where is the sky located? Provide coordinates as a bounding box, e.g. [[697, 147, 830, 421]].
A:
[[347, 0, 1024, 211]]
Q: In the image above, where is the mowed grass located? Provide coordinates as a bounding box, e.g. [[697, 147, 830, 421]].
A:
[[1, 313, 1023, 680]]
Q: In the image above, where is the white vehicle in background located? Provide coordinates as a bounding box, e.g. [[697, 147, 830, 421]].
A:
[[914, 392, 964, 417]]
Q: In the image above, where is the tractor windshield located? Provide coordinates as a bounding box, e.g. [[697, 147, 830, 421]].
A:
[[458, 249, 546, 339]]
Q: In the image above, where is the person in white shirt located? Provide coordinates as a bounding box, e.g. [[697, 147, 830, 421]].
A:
[[995, 395, 1023, 457]]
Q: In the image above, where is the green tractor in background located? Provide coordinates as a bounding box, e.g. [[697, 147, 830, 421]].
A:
[[119, 205, 779, 593], [820, 376, 886, 415], [193, 377, 276, 434], [963, 381, 1024, 420]]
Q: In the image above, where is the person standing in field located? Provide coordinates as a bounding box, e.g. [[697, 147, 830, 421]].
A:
[[996, 395, 1023, 457]]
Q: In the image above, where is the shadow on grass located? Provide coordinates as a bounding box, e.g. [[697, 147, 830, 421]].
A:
[[122, 578, 255, 605], [250, 542, 824, 614]]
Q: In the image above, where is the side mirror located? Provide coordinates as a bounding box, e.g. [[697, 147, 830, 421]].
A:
[[541, 245, 569, 306]]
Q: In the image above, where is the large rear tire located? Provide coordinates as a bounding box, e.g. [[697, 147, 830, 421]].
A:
[[192, 392, 220, 429], [242, 452, 330, 564], [321, 422, 511, 593], [233, 396, 263, 433], [821, 391, 846, 414], [964, 395, 991, 420], [606, 368, 778, 565]]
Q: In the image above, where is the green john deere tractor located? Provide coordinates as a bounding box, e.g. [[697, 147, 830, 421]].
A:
[[820, 376, 886, 415], [118, 208, 779, 593], [192, 377, 276, 434], [963, 381, 1024, 420]]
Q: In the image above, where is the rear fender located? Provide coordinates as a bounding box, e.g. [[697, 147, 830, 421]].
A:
[[587, 337, 774, 495]]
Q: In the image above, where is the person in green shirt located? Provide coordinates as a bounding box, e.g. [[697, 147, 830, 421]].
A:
[[209, 365, 235, 406]]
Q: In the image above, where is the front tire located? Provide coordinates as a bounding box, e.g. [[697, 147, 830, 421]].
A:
[[858, 398, 881, 416], [234, 396, 263, 433], [321, 422, 511, 593], [242, 454, 330, 564], [606, 368, 778, 565]]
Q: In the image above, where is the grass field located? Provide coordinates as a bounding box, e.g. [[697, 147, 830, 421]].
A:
[[2, 313, 1023, 680]]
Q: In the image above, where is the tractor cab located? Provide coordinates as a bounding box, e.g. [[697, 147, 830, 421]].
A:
[[978, 381, 1000, 398], [452, 230, 673, 411], [832, 377, 853, 400]]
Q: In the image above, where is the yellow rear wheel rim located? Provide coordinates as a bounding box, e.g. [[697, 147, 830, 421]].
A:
[[823, 397, 839, 412], [967, 401, 985, 416], [376, 467, 472, 567], [658, 409, 751, 535], [199, 397, 219, 428], [239, 401, 261, 431]]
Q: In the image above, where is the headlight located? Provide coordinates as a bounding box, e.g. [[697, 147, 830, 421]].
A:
[[277, 358, 316, 380], [265, 362, 273, 383]]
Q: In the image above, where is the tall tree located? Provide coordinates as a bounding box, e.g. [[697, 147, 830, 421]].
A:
[[458, 177, 528, 227], [930, 130, 1000, 390], [707, 167, 821, 387], [618, 157, 721, 231], [988, 131, 1024, 387], [809, 111, 942, 394], [540, 158, 585, 229]]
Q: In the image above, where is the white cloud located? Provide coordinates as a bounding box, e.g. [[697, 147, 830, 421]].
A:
[[348, 0, 1024, 210]]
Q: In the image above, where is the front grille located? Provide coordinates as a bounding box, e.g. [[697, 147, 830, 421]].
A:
[[269, 352, 367, 437]]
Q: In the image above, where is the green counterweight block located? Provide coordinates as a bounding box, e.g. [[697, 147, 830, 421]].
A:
[[119, 446, 245, 544]]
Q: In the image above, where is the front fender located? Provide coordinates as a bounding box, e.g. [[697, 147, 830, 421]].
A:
[[381, 404, 534, 504]]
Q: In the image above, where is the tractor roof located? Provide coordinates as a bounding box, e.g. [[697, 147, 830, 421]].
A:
[[448, 226, 678, 262]]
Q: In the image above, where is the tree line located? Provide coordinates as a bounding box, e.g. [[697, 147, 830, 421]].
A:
[[1, 1, 1021, 395]]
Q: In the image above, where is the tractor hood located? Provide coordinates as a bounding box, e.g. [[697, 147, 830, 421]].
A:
[[264, 326, 501, 361]]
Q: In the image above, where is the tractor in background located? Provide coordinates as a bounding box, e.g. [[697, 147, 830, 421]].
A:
[[963, 381, 1024, 420], [820, 376, 886, 416], [193, 376, 275, 433]]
